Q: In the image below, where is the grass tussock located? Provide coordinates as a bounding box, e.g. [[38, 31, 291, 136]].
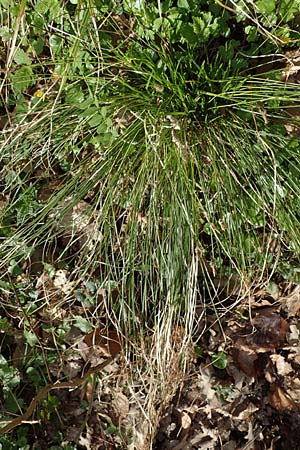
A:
[[1, 1, 300, 447]]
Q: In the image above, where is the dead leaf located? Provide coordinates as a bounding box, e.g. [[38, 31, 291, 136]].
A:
[[85, 380, 95, 403], [265, 370, 276, 383], [106, 329, 122, 357], [231, 398, 258, 420], [288, 347, 300, 366], [84, 328, 121, 358], [112, 391, 129, 423], [288, 324, 299, 344], [285, 377, 300, 405], [251, 310, 289, 347], [78, 424, 93, 450], [281, 285, 300, 317], [231, 345, 258, 377], [11, 330, 26, 368], [199, 367, 218, 403], [269, 386, 295, 410], [53, 269, 74, 294], [270, 354, 293, 376], [180, 411, 191, 429]]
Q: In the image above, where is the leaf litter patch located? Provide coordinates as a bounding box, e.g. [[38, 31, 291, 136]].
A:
[[0, 266, 130, 449], [154, 286, 300, 450]]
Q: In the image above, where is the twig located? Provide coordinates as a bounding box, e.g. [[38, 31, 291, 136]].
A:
[[0, 357, 115, 435]]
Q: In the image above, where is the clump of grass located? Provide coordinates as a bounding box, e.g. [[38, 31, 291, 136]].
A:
[[1, 1, 300, 447], [2, 40, 300, 292]]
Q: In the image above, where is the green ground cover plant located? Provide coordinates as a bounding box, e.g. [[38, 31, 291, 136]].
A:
[[1, 0, 300, 448]]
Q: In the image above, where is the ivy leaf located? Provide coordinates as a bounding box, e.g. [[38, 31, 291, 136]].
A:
[[74, 316, 93, 333], [24, 330, 39, 347], [105, 423, 118, 435], [49, 35, 63, 55], [0, 355, 20, 396], [212, 351, 227, 369]]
